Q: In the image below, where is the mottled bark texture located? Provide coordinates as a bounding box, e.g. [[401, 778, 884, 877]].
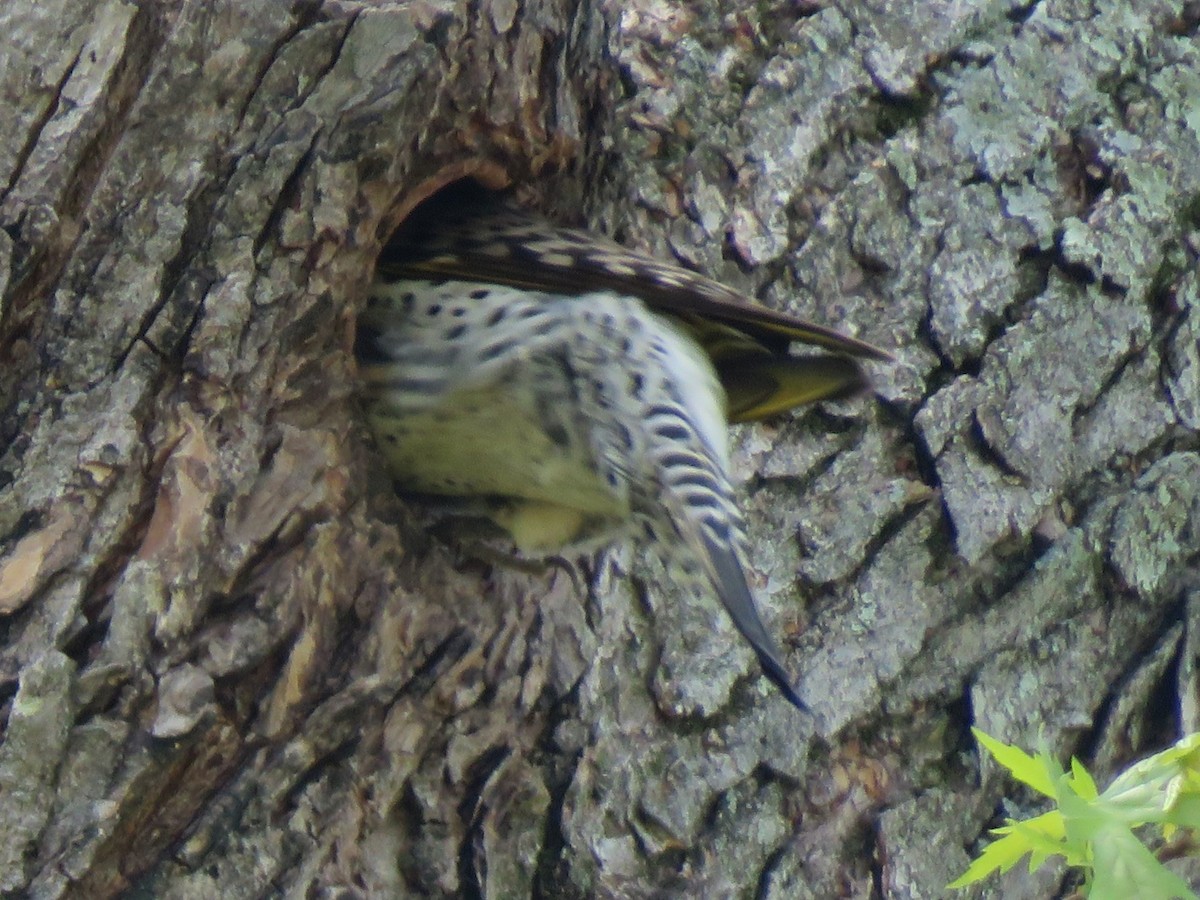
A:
[[0, 0, 1198, 897]]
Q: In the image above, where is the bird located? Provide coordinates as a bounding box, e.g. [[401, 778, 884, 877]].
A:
[[355, 183, 891, 710]]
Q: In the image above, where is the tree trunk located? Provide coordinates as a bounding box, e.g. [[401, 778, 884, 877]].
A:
[[1, 1, 1198, 897]]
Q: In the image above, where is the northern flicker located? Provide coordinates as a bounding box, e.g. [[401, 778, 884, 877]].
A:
[[356, 186, 890, 709]]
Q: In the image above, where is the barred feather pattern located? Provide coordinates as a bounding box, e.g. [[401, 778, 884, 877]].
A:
[[357, 277, 803, 707], [379, 201, 892, 361]]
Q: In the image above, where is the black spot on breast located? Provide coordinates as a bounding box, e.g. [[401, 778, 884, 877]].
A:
[[532, 317, 559, 337], [480, 340, 515, 362]]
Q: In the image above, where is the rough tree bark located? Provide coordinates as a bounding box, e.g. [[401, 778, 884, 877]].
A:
[[1, 0, 1198, 897]]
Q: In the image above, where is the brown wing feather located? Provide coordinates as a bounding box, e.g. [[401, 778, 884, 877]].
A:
[[378, 193, 893, 362]]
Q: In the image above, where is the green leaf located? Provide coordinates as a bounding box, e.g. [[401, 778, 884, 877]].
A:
[[1107, 733, 1200, 805], [1163, 794, 1200, 831], [1004, 812, 1077, 868], [1058, 770, 1116, 847], [973, 728, 1058, 797], [947, 831, 1033, 887], [994, 809, 1066, 842], [953, 730, 1200, 896], [1070, 756, 1099, 800], [1089, 825, 1199, 900]]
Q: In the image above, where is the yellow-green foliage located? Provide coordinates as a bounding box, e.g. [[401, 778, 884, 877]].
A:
[[951, 729, 1200, 899]]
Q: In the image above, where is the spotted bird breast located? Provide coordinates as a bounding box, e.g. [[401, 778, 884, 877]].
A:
[[358, 276, 734, 554]]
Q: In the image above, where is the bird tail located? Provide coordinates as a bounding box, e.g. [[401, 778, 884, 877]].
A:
[[696, 530, 806, 711]]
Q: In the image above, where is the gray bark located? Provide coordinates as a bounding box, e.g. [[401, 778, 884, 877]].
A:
[[0, 0, 1198, 897]]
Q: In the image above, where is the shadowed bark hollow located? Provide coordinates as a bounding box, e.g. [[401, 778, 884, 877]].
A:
[[1, 1, 1198, 897]]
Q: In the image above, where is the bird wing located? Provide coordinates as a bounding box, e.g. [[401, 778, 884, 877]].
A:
[[376, 192, 892, 363]]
